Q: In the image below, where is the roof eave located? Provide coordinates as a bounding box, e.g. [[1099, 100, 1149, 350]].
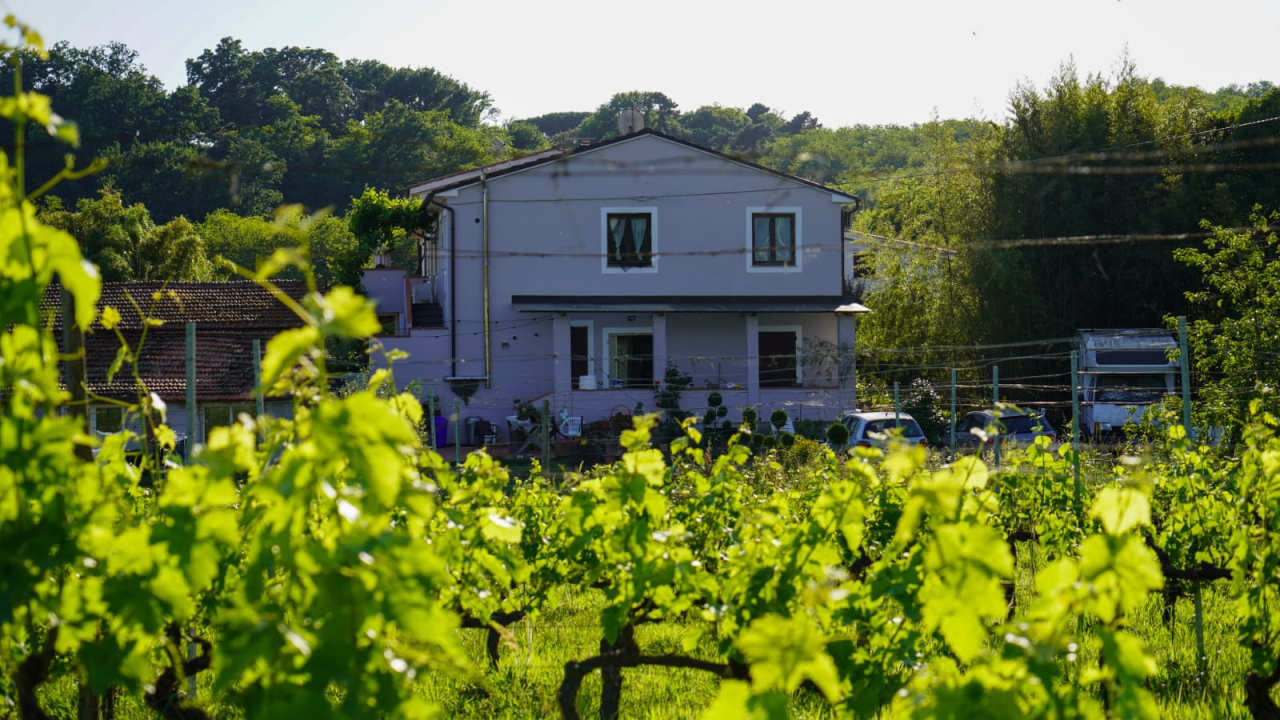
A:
[[406, 129, 857, 200]]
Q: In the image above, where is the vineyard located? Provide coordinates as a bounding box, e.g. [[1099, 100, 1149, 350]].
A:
[[6, 20, 1280, 720]]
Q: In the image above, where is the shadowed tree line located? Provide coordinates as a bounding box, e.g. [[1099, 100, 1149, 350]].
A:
[[850, 57, 1279, 419]]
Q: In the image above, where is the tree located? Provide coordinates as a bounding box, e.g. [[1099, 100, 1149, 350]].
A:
[[681, 105, 750, 150], [325, 101, 504, 203], [851, 119, 999, 384], [729, 103, 785, 156], [98, 140, 212, 223], [570, 91, 684, 141], [780, 111, 820, 135], [521, 111, 590, 137], [1173, 209, 1280, 445], [199, 207, 358, 285], [184, 37, 270, 130], [38, 188, 214, 282], [338, 59, 491, 126], [989, 56, 1203, 339], [342, 188, 429, 288], [505, 120, 550, 153], [1, 40, 170, 203]]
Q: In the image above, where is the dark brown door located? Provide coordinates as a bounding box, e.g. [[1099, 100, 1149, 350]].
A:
[[759, 331, 797, 387], [571, 325, 589, 382]]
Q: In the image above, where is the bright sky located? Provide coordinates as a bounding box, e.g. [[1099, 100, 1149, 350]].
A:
[[7, 0, 1278, 128]]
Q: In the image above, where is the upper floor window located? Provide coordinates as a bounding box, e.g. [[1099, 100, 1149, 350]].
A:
[[601, 208, 658, 273], [747, 207, 802, 272], [607, 213, 652, 268], [752, 213, 796, 266]]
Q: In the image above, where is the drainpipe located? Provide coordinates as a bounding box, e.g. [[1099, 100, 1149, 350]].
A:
[[481, 170, 492, 388], [424, 193, 458, 378]]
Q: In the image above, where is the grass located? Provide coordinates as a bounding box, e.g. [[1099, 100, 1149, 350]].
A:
[[413, 549, 1260, 719], [408, 587, 1257, 719], [417, 586, 732, 719], [26, 551, 1267, 719]]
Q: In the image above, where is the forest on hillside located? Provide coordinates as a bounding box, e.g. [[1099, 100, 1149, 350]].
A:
[[5, 37, 1278, 365]]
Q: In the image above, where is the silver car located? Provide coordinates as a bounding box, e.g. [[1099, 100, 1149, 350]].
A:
[[839, 411, 929, 450], [942, 410, 1056, 456]]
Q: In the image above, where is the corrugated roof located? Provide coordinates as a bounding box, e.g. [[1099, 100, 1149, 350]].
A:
[[44, 281, 311, 402]]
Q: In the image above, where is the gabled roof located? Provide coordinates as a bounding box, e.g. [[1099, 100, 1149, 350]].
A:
[[408, 147, 565, 196], [44, 281, 311, 402], [409, 129, 858, 202], [511, 294, 870, 314]]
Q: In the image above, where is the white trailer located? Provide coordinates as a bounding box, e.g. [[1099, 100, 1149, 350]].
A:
[[1077, 329, 1179, 441]]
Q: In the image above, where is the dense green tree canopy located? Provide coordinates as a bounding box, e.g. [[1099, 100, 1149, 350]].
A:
[[198, 207, 358, 285], [38, 188, 213, 282], [1174, 210, 1280, 444]]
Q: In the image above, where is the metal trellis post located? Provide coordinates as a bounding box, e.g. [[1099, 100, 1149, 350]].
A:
[[950, 368, 957, 460], [1179, 316, 1192, 438], [992, 365, 1000, 468]]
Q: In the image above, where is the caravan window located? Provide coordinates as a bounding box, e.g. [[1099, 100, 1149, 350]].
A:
[[1095, 375, 1168, 404]]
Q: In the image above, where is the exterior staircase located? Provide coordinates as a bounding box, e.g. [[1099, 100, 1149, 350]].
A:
[[412, 302, 445, 327]]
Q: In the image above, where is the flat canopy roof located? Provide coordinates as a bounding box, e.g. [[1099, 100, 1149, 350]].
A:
[[511, 295, 870, 314]]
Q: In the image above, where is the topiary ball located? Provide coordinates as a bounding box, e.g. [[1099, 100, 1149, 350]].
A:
[[827, 422, 850, 447], [780, 432, 796, 448], [770, 409, 788, 431]]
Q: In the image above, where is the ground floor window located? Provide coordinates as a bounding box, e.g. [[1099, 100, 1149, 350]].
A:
[[92, 406, 124, 434], [607, 332, 653, 388], [204, 404, 255, 441], [759, 328, 800, 388]]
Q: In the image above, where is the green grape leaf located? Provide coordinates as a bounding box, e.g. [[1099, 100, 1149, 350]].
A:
[[312, 286, 381, 339], [480, 512, 522, 544], [260, 326, 322, 391], [736, 615, 841, 702], [1090, 487, 1151, 536]]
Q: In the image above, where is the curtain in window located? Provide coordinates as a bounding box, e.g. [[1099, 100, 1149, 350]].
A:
[[630, 216, 648, 260], [609, 216, 627, 263], [753, 216, 771, 261], [776, 216, 793, 263]]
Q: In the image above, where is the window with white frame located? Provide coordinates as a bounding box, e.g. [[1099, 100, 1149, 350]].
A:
[[747, 207, 802, 271], [604, 329, 654, 388], [602, 208, 657, 271]]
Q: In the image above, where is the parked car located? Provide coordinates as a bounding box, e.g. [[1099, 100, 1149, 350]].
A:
[[838, 411, 929, 450], [940, 410, 1056, 457]]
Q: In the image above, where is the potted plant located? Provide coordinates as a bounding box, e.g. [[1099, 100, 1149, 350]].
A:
[[512, 398, 542, 425]]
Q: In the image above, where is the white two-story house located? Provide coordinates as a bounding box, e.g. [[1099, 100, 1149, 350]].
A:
[[364, 123, 868, 441]]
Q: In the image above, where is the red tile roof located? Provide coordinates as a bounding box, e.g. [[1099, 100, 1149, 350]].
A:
[[44, 281, 311, 402]]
